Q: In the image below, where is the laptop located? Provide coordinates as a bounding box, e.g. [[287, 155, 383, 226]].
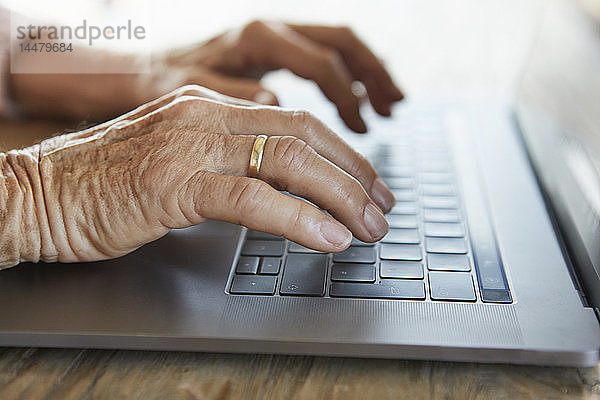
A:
[[1, 1, 599, 367]]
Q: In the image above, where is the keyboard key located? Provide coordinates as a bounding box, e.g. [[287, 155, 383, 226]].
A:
[[429, 272, 476, 301], [381, 228, 420, 244], [392, 190, 417, 202], [379, 166, 415, 177], [330, 280, 425, 300], [387, 214, 418, 229], [242, 240, 285, 257], [280, 254, 328, 296], [423, 208, 461, 222], [380, 155, 415, 167], [351, 237, 375, 247], [331, 263, 376, 282], [235, 256, 260, 274], [288, 242, 326, 254], [384, 177, 416, 190], [380, 243, 422, 261], [427, 254, 471, 271], [421, 184, 456, 197], [230, 275, 277, 295], [419, 172, 453, 184], [380, 261, 424, 279], [460, 168, 512, 303], [412, 119, 444, 133], [419, 161, 451, 173], [389, 202, 418, 215], [422, 196, 459, 209], [424, 222, 464, 237], [426, 238, 468, 254], [417, 151, 450, 163], [333, 246, 376, 263], [259, 257, 281, 275], [246, 230, 285, 241]]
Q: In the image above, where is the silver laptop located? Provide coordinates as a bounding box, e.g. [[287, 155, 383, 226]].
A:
[[1, 1, 599, 367]]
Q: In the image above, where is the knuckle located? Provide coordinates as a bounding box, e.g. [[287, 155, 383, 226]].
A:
[[166, 95, 224, 117], [319, 48, 343, 70], [169, 94, 200, 110], [185, 172, 213, 217], [104, 119, 132, 134], [336, 25, 357, 41], [338, 94, 360, 110], [227, 178, 269, 219], [347, 152, 374, 183], [287, 109, 329, 142], [339, 177, 370, 212], [283, 200, 306, 239], [285, 110, 329, 143], [345, 154, 366, 180], [272, 136, 314, 174], [241, 19, 270, 38], [176, 84, 213, 98], [288, 109, 317, 130]]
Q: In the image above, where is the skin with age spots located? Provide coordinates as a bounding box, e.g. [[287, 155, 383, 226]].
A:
[[0, 86, 394, 269], [2, 19, 403, 269]]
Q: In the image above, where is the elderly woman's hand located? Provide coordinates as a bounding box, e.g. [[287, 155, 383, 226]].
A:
[[147, 21, 404, 132], [1, 86, 394, 267]]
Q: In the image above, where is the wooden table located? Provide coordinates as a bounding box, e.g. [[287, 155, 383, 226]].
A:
[[1, 348, 599, 400], [1, 0, 600, 398]]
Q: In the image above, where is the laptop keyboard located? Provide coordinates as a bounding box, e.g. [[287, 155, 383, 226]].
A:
[[227, 114, 512, 304]]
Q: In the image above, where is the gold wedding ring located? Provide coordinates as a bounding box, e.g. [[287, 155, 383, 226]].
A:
[[248, 135, 268, 178]]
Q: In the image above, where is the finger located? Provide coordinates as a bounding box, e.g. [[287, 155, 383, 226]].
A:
[[199, 103, 395, 212], [239, 21, 366, 132], [186, 70, 279, 105], [200, 134, 389, 242], [288, 25, 404, 115], [181, 172, 352, 251], [288, 25, 404, 100], [129, 97, 394, 213]]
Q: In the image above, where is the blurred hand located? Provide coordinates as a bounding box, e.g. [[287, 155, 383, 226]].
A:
[[16, 86, 394, 264], [148, 21, 404, 132]]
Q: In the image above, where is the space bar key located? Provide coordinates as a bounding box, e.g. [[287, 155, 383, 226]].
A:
[[330, 281, 425, 299]]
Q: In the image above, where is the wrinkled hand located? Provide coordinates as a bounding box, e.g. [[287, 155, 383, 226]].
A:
[[148, 21, 404, 132], [25, 86, 394, 263]]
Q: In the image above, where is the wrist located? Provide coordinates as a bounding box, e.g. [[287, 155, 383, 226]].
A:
[[10, 52, 154, 120], [0, 145, 56, 269]]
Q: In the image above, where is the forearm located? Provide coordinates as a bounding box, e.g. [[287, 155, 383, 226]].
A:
[[8, 48, 158, 121], [0, 146, 56, 269]]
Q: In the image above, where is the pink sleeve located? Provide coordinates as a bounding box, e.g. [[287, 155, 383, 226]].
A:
[[0, 7, 17, 118]]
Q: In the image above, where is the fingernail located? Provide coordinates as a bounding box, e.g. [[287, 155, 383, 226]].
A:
[[371, 177, 395, 213], [379, 103, 391, 117], [391, 86, 404, 101], [363, 202, 389, 240], [356, 117, 367, 133], [320, 221, 352, 248], [254, 91, 278, 105]]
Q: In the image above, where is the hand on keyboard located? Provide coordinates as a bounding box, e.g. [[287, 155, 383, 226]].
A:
[[229, 112, 512, 304], [3, 85, 394, 268]]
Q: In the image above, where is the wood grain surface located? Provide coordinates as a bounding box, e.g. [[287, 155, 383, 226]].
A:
[[1, 0, 600, 399], [0, 348, 599, 400]]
